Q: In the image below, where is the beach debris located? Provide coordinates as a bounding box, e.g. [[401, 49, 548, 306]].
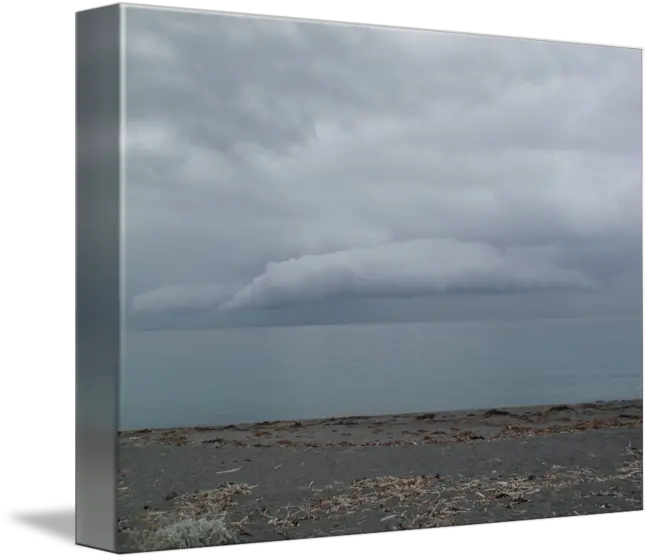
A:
[[625, 442, 642, 458], [618, 445, 643, 481], [216, 467, 242, 475], [336, 419, 359, 426], [415, 413, 437, 420], [131, 433, 642, 543], [158, 431, 189, 446], [128, 402, 642, 449], [255, 420, 279, 426], [187, 414, 642, 449], [545, 405, 572, 413], [484, 409, 513, 417], [276, 439, 294, 446], [121, 442, 642, 550], [202, 438, 246, 447], [172, 483, 256, 518]]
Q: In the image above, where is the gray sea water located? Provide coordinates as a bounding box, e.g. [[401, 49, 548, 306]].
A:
[[120, 316, 643, 430]]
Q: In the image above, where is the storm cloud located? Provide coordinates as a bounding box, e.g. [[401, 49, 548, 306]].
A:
[[123, 6, 641, 328], [220, 239, 594, 311]]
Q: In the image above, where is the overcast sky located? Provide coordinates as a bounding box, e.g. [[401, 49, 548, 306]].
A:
[[123, 5, 642, 330]]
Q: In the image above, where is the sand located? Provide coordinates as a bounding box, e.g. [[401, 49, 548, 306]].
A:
[[117, 399, 643, 552]]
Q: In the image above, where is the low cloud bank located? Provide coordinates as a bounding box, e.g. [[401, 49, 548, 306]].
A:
[[219, 239, 594, 311], [132, 283, 230, 313]]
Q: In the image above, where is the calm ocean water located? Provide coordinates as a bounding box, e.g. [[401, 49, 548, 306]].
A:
[[120, 316, 643, 430]]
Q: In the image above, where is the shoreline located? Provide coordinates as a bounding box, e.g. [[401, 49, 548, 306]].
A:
[[119, 399, 643, 446], [118, 399, 642, 552]]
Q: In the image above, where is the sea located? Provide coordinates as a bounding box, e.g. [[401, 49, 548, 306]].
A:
[[120, 316, 643, 430]]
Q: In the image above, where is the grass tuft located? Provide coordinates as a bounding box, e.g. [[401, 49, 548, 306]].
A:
[[140, 516, 235, 551]]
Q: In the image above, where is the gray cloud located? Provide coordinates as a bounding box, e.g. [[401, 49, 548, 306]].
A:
[[220, 239, 594, 311], [132, 282, 231, 313], [123, 6, 641, 327]]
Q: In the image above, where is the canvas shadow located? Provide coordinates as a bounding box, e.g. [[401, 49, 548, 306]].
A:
[[13, 509, 75, 542]]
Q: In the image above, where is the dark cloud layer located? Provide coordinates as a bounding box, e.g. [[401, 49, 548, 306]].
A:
[[123, 6, 642, 328]]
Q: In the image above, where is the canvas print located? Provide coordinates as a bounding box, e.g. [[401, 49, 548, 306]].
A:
[[79, 3, 643, 553]]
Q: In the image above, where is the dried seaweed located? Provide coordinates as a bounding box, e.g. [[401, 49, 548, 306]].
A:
[[120, 443, 642, 547]]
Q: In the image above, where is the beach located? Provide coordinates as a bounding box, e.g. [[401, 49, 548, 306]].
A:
[[117, 399, 643, 551]]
